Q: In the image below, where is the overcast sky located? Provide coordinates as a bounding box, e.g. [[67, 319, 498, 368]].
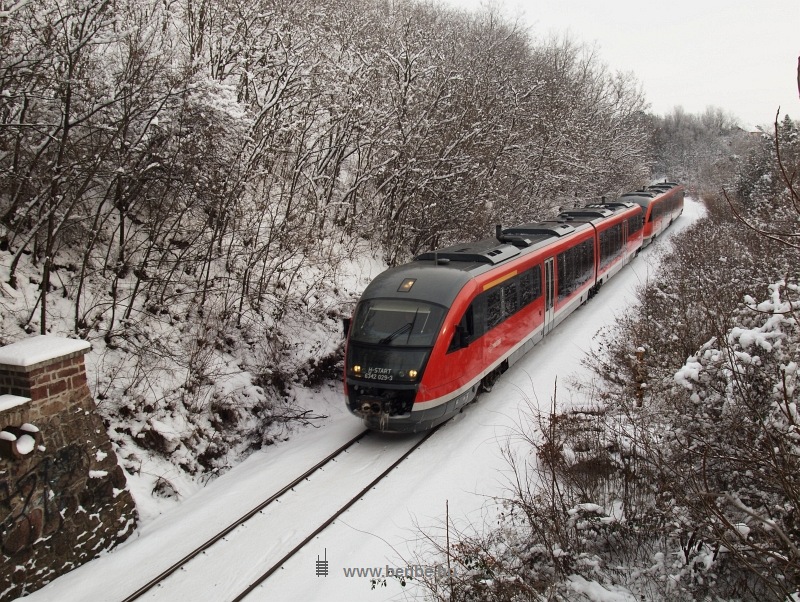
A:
[[436, 0, 799, 128]]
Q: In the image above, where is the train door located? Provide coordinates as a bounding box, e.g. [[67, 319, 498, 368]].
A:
[[622, 219, 629, 264], [544, 257, 555, 335], [654, 202, 664, 237]]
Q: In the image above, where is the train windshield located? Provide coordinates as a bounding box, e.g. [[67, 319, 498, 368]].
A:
[[350, 299, 446, 347]]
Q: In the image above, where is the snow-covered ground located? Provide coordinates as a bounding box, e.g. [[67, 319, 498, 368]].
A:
[[20, 199, 706, 602]]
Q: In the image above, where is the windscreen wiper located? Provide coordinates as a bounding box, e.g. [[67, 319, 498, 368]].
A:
[[379, 322, 412, 345]]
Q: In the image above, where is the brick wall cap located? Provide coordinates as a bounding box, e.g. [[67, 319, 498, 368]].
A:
[[0, 394, 32, 412], [0, 336, 91, 367]]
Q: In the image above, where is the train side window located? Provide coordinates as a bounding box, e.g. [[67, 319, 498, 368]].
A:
[[482, 274, 522, 334], [519, 267, 542, 306], [557, 248, 571, 296], [580, 239, 594, 282], [502, 279, 519, 316], [472, 296, 486, 339], [628, 214, 643, 234], [486, 287, 503, 330], [599, 224, 622, 268], [558, 239, 593, 298]]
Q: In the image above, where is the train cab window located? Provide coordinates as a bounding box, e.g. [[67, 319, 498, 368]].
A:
[[350, 299, 446, 346]]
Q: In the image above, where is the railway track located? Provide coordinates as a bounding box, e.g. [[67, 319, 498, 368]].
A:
[[119, 424, 442, 601]]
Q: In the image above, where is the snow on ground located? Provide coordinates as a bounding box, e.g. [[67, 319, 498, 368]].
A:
[[108, 245, 391, 526], [20, 199, 706, 602]]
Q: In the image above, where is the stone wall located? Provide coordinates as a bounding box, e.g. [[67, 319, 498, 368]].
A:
[[0, 336, 137, 599]]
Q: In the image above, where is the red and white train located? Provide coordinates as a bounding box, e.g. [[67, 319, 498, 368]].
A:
[[344, 182, 685, 431], [621, 181, 684, 246]]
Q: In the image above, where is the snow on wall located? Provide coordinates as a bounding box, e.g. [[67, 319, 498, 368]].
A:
[[0, 336, 137, 600], [0, 335, 91, 367]]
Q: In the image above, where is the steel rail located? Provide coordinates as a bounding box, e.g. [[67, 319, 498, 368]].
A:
[[120, 429, 370, 602], [230, 423, 443, 601]]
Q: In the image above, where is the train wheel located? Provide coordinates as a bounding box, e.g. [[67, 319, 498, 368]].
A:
[[481, 363, 507, 392], [480, 371, 499, 392]]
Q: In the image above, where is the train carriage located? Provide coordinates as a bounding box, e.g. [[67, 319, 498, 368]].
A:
[[621, 181, 685, 246], [344, 199, 647, 432]]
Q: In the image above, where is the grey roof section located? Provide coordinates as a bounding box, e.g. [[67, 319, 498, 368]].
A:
[[358, 264, 474, 308], [621, 193, 656, 208], [497, 232, 553, 248], [649, 181, 679, 189], [557, 202, 640, 222], [415, 238, 520, 265], [586, 201, 636, 210], [503, 221, 577, 238], [621, 190, 657, 199], [558, 207, 614, 219]]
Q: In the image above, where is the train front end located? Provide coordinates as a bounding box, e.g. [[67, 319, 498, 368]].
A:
[[344, 265, 469, 432]]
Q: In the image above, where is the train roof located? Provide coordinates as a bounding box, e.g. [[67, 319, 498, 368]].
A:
[[556, 201, 638, 220], [621, 189, 657, 199], [647, 185, 676, 194], [620, 182, 685, 209], [587, 201, 638, 210], [620, 191, 657, 207], [502, 220, 579, 239], [357, 263, 474, 307], [415, 238, 522, 265], [360, 220, 582, 306], [357, 193, 661, 308], [559, 207, 613, 219]]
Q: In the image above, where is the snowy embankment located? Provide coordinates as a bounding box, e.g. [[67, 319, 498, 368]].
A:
[[20, 199, 706, 602]]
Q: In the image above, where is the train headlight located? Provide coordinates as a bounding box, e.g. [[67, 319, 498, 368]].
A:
[[408, 369, 418, 379], [353, 365, 362, 376]]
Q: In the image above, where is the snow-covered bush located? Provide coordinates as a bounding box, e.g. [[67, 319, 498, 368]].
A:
[[735, 115, 800, 207], [418, 190, 799, 600], [663, 280, 800, 598]]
